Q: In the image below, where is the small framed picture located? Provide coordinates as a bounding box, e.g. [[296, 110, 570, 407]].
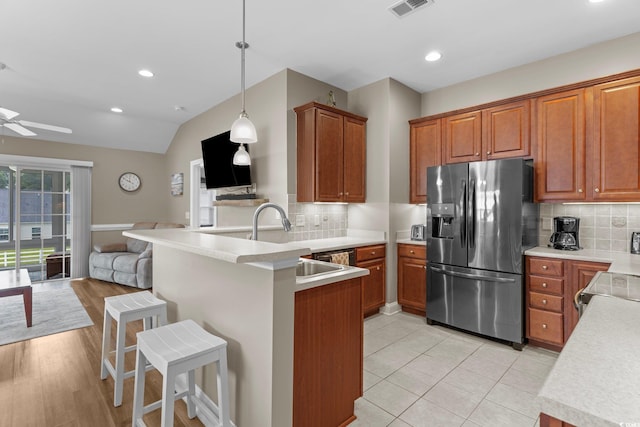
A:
[[171, 173, 183, 196]]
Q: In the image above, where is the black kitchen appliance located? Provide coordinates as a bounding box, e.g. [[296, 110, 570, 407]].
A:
[[631, 231, 640, 254], [549, 216, 580, 250]]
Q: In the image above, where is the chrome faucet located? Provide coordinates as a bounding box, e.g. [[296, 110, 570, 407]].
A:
[[251, 202, 292, 240]]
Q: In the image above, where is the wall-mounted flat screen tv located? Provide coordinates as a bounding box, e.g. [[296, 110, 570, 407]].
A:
[[201, 131, 252, 189]]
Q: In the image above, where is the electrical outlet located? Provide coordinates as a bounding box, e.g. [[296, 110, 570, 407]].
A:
[[295, 215, 305, 226], [542, 217, 552, 230], [185, 211, 190, 220], [314, 215, 320, 227]]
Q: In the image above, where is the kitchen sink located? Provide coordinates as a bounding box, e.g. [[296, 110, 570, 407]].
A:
[[296, 259, 345, 277]]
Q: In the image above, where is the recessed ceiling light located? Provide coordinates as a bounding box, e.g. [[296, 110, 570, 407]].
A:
[[425, 51, 442, 62], [111, 107, 123, 113], [589, 0, 606, 2], [138, 69, 154, 78]]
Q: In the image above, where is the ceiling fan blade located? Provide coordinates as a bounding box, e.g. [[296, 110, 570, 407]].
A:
[[4, 122, 37, 136], [0, 107, 20, 120], [18, 120, 72, 134]]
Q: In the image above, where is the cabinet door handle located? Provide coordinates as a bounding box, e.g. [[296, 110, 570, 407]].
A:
[[595, 187, 600, 193], [475, 152, 480, 156], [542, 265, 548, 270], [542, 324, 548, 329], [486, 151, 491, 155], [542, 299, 548, 305], [338, 192, 343, 196], [376, 266, 380, 271], [423, 266, 427, 269], [578, 188, 583, 193], [542, 282, 548, 288], [345, 192, 349, 196]]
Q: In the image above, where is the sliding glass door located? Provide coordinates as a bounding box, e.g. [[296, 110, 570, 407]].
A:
[[0, 165, 71, 282]]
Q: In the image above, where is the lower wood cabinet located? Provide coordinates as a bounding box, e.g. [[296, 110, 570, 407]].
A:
[[397, 243, 427, 316], [526, 256, 610, 350], [539, 413, 575, 427], [356, 244, 386, 317], [293, 277, 362, 427]]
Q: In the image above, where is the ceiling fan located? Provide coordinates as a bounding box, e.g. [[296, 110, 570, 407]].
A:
[[0, 107, 72, 137]]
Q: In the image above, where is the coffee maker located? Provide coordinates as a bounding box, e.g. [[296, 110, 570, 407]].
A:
[[549, 216, 581, 250]]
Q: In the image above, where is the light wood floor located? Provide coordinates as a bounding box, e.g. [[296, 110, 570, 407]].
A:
[[0, 278, 205, 427]]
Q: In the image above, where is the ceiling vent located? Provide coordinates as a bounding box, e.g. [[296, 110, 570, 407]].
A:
[[389, 0, 434, 18]]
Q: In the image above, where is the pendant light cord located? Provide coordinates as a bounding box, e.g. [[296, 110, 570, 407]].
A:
[[240, 0, 247, 115]]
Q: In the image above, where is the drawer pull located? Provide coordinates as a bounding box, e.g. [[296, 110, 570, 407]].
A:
[[542, 324, 548, 329], [542, 299, 548, 305], [542, 265, 548, 270], [423, 266, 427, 269], [410, 250, 415, 254], [371, 251, 376, 255], [376, 266, 380, 271], [542, 282, 548, 288]]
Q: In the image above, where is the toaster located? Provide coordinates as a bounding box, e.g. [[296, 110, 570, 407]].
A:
[[631, 231, 640, 254], [411, 224, 426, 241]]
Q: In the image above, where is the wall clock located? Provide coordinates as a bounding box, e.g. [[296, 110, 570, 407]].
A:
[[118, 172, 141, 192]]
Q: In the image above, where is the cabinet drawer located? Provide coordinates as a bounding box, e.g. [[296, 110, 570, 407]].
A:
[[397, 244, 426, 259], [529, 258, 563, 276], [529, 292, 563, 313], [529, 308, 564, 345], [529, 276, 564, 295], [356, 245, 386, 262]]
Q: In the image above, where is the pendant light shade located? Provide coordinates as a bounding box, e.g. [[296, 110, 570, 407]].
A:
[[232, 144, 251, 166], [230, 0, 257, 146], [231, 112, 257, 144]]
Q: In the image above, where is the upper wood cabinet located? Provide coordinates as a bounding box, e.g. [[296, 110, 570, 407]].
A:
[[443, 110, 482, 164], [483, 100, 531, 160], [295, 102, 367, 203], [410, 119, 442, 204], [535, 89, 587, 202], [590, 76, 640, 202], [443, 100, 531, 165]]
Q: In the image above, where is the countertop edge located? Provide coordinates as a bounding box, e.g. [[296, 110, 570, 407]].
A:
[[525, 246, 640, 275]]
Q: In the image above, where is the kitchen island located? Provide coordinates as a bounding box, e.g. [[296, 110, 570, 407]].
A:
[[538, 295, 640, 426], [124, 228, 369, 427]]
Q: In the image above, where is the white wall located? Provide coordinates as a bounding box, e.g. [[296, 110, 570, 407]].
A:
[[348, 78, 422, 305], [422, 31, 640, 116]]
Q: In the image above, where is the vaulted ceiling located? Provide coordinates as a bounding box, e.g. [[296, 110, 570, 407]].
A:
[[1, 0, 639, 153]]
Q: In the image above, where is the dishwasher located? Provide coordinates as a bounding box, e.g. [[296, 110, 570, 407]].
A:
[[312, 248, 356, 266]]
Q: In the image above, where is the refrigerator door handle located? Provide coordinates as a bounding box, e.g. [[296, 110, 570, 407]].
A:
[[468, 178, 476, 249], [429, 265, 516, 283], [460, 180, 466, 248]]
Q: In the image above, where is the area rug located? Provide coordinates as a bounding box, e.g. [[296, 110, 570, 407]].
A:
[[0, 287, 93, 346]]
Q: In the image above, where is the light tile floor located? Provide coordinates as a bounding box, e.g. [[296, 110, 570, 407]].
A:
[[353, 312, 559, 427]]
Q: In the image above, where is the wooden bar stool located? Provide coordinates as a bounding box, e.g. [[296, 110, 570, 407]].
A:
[[132, 319, 231, 427], [100, 291, 168, 407]]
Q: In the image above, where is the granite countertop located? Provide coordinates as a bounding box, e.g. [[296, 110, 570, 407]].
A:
[[538, 295, 640, 426], [525, 246, 640, 275]]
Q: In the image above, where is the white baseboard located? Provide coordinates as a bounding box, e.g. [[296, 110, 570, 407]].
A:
[[380, 301, 401, 315], [174, 374, 236, 427]]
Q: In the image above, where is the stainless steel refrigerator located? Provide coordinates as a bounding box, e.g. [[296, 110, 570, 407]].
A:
[[426, 158, 538, 349]]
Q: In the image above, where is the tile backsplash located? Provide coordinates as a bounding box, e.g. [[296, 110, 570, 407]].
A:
[[539, 203, 640, 252], [287, 195, 348, 241]]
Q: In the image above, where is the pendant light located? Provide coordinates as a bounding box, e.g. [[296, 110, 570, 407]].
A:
[[231, 0, 257, 165]]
